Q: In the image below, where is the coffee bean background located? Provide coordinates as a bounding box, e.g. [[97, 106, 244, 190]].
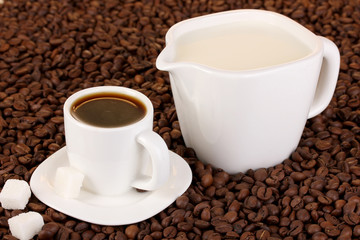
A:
[[0, 0, 359, 239]]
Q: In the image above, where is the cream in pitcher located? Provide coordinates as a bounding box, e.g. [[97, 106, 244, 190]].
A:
[[156, 9, 340, 174], [174, 21, 313, 71]]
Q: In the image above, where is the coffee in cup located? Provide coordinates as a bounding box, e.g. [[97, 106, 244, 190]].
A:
[[71, 92, 146, 128]]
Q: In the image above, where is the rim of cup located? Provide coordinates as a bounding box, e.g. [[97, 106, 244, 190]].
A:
[[63, 86, 152, 131]]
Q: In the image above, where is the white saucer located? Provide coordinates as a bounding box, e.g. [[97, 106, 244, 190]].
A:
[[30, 147, 192, 226]]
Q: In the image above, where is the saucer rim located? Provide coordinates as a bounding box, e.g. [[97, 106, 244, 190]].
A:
[[30, 146, 192, 225]]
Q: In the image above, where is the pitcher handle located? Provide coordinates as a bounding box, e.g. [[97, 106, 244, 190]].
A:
[[131, 130, 170, 190], [308, 37, 340, 119]]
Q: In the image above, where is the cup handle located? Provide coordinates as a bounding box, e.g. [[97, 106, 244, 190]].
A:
[[131, 130, 170, 191], [308, 36, 340, 119]]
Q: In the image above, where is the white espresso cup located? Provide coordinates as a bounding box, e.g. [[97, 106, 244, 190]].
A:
[[64, 86, 170, 196], [156, 9, 340, 174]]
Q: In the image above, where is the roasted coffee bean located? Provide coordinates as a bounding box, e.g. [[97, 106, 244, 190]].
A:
[[193, 201, 210, 216], [307, 224, 321, 235], [197, 206, 210, 221], [325, 225, 340, 237], [256, 187, 272, 201], [38, 222, 60, 240], [312, 232, 328, 240], [163, 226, 177, 238], [201, 173, 214, 188], [56, 227, 71, 240], [224, 211, 238, 223], [194, 219, 210, 229], [288, 220, 303, 236], [74, 222, 89, 233], [240, 232, 255, 240], [254, 168, 268, 182], [290, 172, 307, 182], [27, 202, 47, 212], [296, 209, 310, 222], [203, 230, 221, 240], [229, 200, 241, 212], [255, 229, 270, 240], [51, 211, 67, 222], [354, 225, 360, 237], [65, 220, 77, 229], [125, 225, 139, 239], [244, 196, 259, 209], [338, 225, 353, 239], [238, 188, 250, 200], [177, 222, 193, 232], [344, 212, 360, 225], [176, 196, 189, 209]]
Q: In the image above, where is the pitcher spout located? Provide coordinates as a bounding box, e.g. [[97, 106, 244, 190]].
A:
[[156, 45, 178, 72]]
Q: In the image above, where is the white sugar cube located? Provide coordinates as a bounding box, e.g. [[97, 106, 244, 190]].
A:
[[0, 179, 31, 209], [9, 211, 44, 240], [53, 166, 84, 198]]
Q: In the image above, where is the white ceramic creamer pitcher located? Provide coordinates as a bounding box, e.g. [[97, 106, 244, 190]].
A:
[[156, 9, 340, 174]]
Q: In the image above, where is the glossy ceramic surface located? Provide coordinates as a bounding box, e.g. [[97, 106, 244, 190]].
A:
[[30, 147, 192, 225], [156, 9, 340, 173], [64, 86, 170, 195]]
